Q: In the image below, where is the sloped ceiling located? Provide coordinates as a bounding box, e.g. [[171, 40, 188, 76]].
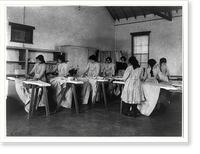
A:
[[106, 6, 182, 21]]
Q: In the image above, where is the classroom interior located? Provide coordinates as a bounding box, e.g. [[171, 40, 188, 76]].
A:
[[5, 6, 183, 137]]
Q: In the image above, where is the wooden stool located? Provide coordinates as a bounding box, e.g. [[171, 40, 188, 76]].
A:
[[23, 80, 51, 119], [55, 80, 83, 114]]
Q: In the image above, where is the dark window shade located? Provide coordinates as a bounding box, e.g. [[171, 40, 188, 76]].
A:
[[9, 22, 35, 44]]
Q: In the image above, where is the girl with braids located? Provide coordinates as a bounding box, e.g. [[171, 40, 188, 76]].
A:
[[118, 56, 145, 117], [137, 58, 170, 116], [144, 59, 159, 83]]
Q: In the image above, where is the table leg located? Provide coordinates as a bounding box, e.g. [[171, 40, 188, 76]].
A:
[[33, 87, 39, 110], [101, 82, 107, 108], [120, 100, 123, 114], [93, 82, 100, 107], [71, 84, 79, 114], [43, 87, 50, 116], [28, 85, 36, 119]]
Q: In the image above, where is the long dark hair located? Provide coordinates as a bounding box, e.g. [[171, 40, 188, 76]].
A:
[[148, 59, 157, 77], [106, 57, 112, 63], [57, 55, 65, 63], [128, 56, 140, 69], [120, 56, 126, 62], [89, 55, 97, 62], [159, 57, 167, 72], [36, 55, 45, 64]]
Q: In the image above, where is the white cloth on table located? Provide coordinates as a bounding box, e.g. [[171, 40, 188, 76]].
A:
[[78, 77, 98, 104], [137, 83, 161, 116], [50, 76, 72, 108], [15, 78, 45, 113]]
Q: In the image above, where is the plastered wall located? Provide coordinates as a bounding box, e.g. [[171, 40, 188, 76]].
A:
[[115, 11, 182, 76], [6, 6, 115, 51]]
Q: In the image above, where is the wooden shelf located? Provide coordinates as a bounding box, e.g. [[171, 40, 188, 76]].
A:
[[6, 61, 26, 63], [6, 45, 60, 53], [28, 62, 57, 64], [6, 45, 63, 75], [6, 74, 25, 77]]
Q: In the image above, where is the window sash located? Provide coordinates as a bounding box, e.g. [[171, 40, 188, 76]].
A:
[[131, 31, 150, 67]]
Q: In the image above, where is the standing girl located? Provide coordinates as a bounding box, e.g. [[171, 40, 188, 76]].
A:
[[120, 56, 145, 117], [81, 55, 100, 105], [49, 55, 72, 109], [15, 55, 47, 113]]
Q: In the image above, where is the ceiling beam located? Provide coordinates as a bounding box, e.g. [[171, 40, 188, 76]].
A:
[[110, 7, 120, 21], [145, 7, 172, 21], [106, 7, 116, 21], [119, 7, 128, 20], [129, 7, 137, 19], [140, 7, 146, 18]]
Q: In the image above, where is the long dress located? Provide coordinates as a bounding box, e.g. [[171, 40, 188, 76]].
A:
[[102, 63, 115, 77], [81, 62, 100, 104], [102, 63, 115, 94], [137, 67, 161, 116], [49, 62, 72, 108], [15, 63, 46, 113], [121, 66, 145, 104], [157, 64, 170, 82]]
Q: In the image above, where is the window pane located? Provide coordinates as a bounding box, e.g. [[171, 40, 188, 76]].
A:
[[141, 54, 148, 62], [133, 35, 149, 54], [134, 46, 140, 54], [134, 35, 148, 46], [140, 36, 148, 46], [141, 45, 148, 53]]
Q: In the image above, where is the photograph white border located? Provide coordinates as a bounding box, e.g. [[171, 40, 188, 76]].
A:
[[0, 0, 188, 143]]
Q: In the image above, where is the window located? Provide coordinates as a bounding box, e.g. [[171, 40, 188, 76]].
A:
[[9, 22, 35, 44], [131, 31, 151, 68]]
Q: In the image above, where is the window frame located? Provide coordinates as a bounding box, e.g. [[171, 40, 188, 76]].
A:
[[130, 31, 151, 67], [9, 22, 35, 44]]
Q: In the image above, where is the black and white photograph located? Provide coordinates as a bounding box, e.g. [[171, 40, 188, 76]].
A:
[[0, 0, 189, 143]]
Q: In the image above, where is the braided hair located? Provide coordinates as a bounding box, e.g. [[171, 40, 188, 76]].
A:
[[148, 59, 157, 77]]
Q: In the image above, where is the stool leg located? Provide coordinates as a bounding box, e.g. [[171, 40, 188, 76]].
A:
[[43, 87, 50, 116], [101, 82, 107, 108], [28, 85, 36, 119], [71, 84, 79, 114]]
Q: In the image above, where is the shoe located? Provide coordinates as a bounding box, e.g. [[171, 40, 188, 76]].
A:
[[125, 110, 138, 118], [123, 112, 131, 117]]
